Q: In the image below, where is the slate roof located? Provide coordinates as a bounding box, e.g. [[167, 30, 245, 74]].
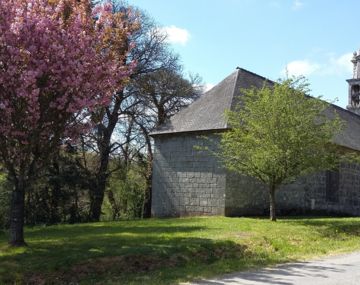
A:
[[151, 67, 360, 152], [330, 105, 360, 151]]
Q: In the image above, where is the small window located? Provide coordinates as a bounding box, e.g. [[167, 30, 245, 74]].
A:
[[326, 170, 339, 203], [353, 85, 360, 94]]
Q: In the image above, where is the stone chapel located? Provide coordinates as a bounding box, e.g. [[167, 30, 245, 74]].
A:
[[150, 50, 360, 217]]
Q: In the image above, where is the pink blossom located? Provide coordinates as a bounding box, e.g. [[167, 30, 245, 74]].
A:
[[0, 0, 136, 164]]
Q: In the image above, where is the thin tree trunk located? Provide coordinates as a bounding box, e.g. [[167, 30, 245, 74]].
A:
[[269, 184, 277, 222], [142, 171, 152, 218], [9, 176, 27, 246], [50, 161, 61, 224], [107, 189, 121, 220], [141, 127, 153, 219]]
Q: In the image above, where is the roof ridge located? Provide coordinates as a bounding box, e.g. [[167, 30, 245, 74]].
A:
[[150, 69, 240, 136], [237, 67, 274, 84], [330, 103, 360, 119], [228, 69, 241, 109]]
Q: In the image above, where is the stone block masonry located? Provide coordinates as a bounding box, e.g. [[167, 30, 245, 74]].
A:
[[152, 132, 360, 217], [225, 162, 360, 217], [150, 66, 360, 218], [152, 132, 226, 217]]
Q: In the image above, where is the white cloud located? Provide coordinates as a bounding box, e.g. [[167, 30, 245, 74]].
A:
[[281, 52, 354, 78], [203, 83, 215, 92], [292, 0, 304, 10], [282, 60, 320, 77], [329, 52, 353, 74], [159, 25, 190, 45]]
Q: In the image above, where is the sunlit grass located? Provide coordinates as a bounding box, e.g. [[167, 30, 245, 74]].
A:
[[1, 216, 360, 284]]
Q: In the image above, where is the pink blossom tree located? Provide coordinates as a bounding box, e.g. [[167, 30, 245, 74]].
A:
[[0, 0, 135, 246]]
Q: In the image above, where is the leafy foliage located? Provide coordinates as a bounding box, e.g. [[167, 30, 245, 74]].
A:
[[103, 165, 146, 221], [81, 2, 202, 221], [219, 77, 343, 220], [24, 151, 92, 226], [0, 170, 11, 229], [0, 0, 134, 166], [0, 0, 136, 245]]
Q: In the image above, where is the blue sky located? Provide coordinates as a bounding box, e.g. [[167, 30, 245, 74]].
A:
[[129, 0, 360, 108]]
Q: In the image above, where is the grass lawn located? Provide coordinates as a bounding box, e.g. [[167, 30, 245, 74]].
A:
[[1, 216, 360, 284]]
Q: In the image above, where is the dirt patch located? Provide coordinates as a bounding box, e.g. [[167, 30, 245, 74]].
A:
[[233, 232, 253, 239], [72, 254, 165, 276], [192, 242, 247, 262], [24, 254, 179, 284]]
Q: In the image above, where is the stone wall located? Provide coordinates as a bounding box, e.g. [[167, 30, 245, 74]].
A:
[[225, 162, 360, 217], [152, 131, 360, 217], [304, 163, 360, 216], [152, 132, 226, 217], [225, 172, 309, 216]]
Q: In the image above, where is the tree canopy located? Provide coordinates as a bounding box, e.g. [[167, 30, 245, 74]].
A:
[[219, 77, 343, 221], [0, 0, 136, 246]]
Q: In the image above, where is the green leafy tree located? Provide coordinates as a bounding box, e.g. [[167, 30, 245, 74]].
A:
[[219, 77, 343, 221], [104, 164, 146, 221], [0, 169, 11, 229]]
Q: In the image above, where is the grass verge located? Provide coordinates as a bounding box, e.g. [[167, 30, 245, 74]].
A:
[[1, 216, 360, 284]]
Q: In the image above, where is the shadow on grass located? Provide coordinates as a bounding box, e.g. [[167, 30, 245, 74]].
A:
[[0, 220, 257, 284], [20, 217, 209, 237], [0, 229, 252, 285], [28, 224, 205, 240], [3, 217, 358, 284], [281, 217, 360, 238]]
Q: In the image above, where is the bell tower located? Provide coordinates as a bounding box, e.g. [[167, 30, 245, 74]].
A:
[[347, 49, 360, 115]]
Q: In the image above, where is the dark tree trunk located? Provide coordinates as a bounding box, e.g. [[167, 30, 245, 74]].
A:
[[269, 184, 277, 222], [157, 106, 166, 126], [25, 185, 34, 225], [88, 96, 122, 221], [142, 171, 152, 218], [141, 127, 153, 219], [107, 189, 121, 220], [69, 189, 79, 224], [88, 141, 111, 221], [89, 128, 111, 221], [49, 161, 61, 224], [89, 175, 107, 222], [9, 177, 27, 247]]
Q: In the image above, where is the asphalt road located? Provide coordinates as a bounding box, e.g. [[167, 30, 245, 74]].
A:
[[184, 251, 360, 285]]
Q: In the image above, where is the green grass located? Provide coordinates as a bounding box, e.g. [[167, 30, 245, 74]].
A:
[[1, 216, 360, 284]]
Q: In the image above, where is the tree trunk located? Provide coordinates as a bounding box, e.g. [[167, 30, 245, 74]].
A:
[[142, 172, 152, 218], [88, 95, 123, 221], [9, 177, 27, 246], [107, 189, 121, 220], [49, 161, 61, 224], [157, 106, 166, 127], [89, 172, 108, 222], [141, 129, 153, 219], [88, 125, 111, 222], [269, 184, 277, 222]]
